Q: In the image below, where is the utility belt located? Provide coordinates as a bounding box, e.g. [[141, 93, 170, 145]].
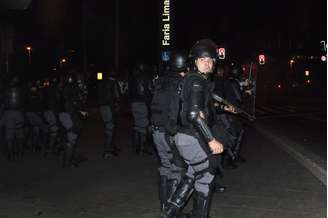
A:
[[177, 126, 199, 139]]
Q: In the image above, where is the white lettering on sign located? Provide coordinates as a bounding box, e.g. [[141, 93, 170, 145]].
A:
[[320, 40, 326, 52], [161, 0, 170, 46]]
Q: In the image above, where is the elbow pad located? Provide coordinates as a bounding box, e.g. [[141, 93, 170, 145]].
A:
[[189, 111, 214, 142]]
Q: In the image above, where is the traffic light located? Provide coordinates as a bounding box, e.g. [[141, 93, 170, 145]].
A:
[[97, 72, 102, 80], [259, 54, 265, 65], [217, 47, 225, 59]]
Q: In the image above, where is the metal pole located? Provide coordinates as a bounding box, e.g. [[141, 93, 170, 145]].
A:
[[28, 50, 31, 65], [114, 0, 119, 73], [5, 31, 9, 73], [82, 0, 87, 76]]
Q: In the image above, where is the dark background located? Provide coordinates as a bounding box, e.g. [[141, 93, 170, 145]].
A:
[[0, 0, 326, 99]]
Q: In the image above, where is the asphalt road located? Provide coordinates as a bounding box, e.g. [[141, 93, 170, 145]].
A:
[[0, 108, 326, 218]]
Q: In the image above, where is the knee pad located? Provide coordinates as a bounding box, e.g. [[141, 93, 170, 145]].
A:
[[5, 128, 15, 140], [49, 124, 59, 133], [104, 121, 114, 131], [67, 131, 78, 144], [168, 175, 195, 208]]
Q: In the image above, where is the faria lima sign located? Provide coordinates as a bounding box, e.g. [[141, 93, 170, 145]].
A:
[[161, 0, 170, 46]]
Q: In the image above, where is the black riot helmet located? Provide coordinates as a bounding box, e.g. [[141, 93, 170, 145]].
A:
[[169, 50, 188, 72], [189, 39, 218, 60]]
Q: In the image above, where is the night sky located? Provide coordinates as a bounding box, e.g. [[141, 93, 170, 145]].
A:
[[1, 0, 327, 72]]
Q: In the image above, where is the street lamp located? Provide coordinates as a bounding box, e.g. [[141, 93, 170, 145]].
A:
[[289, 59, 294, 69], [60, 58, 67, 67], [26, 46, 32, 64]]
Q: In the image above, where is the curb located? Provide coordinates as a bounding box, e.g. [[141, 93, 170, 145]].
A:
[[255, 124, 327, 186]]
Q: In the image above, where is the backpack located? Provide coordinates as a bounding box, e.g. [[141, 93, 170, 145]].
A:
[[165, 72, 201, 135], [150, 76, 169, 126], [164, 76, 184, 135]]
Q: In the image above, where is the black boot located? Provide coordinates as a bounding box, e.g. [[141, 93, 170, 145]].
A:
[[233, 130, 246, 163], [222, 153, 238, 170], [162, 176, 194, 218], [167, 179, 179, 200], [44, 135, 57, 157], [32, 128, 41, 152], [113, 145, 121, 153], [139, 133, 148, 155], [133, 132, 140, 155], [16, 138, 24, 159], [62, 143, 76, 168], [189, 191, 212, 218], [103, 146, 119, 159], [166, 179, 188, 218], [73, 152, 88, 165], [214, 182, 226, 193], [103, 129, 118, 158], [234, 155, 246, 163], [159, 176, 169, 213], [6, 140, 14, 160], [140, 133, 152, 156]]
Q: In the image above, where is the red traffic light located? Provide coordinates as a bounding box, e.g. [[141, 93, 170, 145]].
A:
[[259, 54, 265, 65], [217, 47, 225, 59]]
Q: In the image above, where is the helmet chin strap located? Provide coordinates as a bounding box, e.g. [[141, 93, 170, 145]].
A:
[[198, 71, 209, 79]]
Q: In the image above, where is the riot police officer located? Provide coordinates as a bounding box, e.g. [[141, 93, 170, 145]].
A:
[[163, 39, 224, 218], [97, 72, 121, 159], [128, 64, 153, 155], [59, 73, 88, 168], [25, 80, 46, 152], [221, 63, 246, 166], [2, 75, 25, 160], [151, 51, 188, 214], [43, 76, 61, 155]]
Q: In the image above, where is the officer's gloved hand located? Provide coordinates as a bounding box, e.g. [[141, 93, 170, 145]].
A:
[[209, 139, 224, 155]]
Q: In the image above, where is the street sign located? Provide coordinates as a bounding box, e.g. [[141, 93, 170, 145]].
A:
[[161, 51, 170, 62]]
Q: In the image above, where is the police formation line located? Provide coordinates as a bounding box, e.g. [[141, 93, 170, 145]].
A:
[[0, 38, 254, 218]]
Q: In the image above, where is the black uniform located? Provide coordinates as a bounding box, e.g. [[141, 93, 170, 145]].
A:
[[223, 75, 245, 159], [128, 66, 153, 155], [164, 72, 217, 218], [151, 70, 188, 212], [43, 79, 61, 155], [25, 82, 47, 152], [2, 77, 25, 159], [163, 39, 222, 218], [98, 76, 121, 158], [59, 75, 88, 167]]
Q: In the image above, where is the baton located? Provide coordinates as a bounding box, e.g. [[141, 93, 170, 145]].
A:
[[212, 93, 256, 121]]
